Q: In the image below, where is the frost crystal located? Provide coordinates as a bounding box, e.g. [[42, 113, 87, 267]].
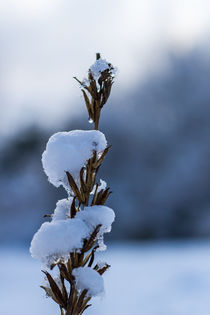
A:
[[89, 58, 117, 80], [96, 261, 108, 269], [30, 219, 90, 265], [42, 130, 107, 188], [52, 198, 73, 221], [98, 179, 107, 191], [91, 179, 107, 194], [72, 267, 104, 297]]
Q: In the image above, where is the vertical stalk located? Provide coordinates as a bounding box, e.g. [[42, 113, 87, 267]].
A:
[[40, 54, 115, 315], [94, 116, 99, 130]]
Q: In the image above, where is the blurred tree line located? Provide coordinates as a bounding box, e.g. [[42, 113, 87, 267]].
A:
[[1, 49, 210, 245]]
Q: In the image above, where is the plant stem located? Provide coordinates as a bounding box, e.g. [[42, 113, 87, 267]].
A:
[[94, 106, 101, 130], [94, 117, 99, 130]]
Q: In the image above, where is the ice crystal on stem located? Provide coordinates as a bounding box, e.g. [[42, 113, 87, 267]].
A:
[[30, 53, 116, 315]]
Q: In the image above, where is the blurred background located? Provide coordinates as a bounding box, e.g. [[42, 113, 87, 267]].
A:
[[1, 0, 210, 314]]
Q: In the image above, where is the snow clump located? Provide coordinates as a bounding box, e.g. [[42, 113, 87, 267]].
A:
[[52, 198, 73, 221], [89, 58, 117, 80], [96, 260, 109, 270], [30, 204, 115, 264], [42, 130, 107, 188], [75, 205, 115, 250], [30, 219, 90, 265], [76, 205, 115, 233], [72, 267, 104, 297]]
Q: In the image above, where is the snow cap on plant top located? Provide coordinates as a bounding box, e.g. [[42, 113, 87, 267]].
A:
[[42, 130, 107, 188], [89, 57, 117, 80]]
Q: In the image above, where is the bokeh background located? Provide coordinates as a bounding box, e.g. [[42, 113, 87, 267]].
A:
[[1, 1, 210, 314]]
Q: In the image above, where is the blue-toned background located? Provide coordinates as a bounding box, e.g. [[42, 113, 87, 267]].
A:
[[1, 1, 210, 314]]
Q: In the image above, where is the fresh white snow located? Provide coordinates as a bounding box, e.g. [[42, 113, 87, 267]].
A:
[[30, 219, 90, 265], [42, 130, 107, 188], [75, 205, 115, 250], [76, 205, 115, 233], [89, 58, 117, 80], [73, 267, 104, 297], [31, 204, 115, 264]]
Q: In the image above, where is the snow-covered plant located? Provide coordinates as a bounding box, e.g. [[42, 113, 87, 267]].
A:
[[30, 53, 117, 315]]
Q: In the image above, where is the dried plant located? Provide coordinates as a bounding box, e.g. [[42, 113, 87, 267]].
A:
[[30, 53, 116, 315]]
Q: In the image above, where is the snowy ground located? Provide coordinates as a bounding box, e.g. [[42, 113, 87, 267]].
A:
[[1, 241, 210, 315]]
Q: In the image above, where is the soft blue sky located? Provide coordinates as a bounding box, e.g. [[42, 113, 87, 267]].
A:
[[1, 0, 210, 138]]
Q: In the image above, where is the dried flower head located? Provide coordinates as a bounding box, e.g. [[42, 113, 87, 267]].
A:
[[74, 53, 117, 130]]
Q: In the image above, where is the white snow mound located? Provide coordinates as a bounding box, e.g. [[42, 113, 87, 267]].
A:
[[73, 267, 104, 296], [42, 130, 107, 188], [30, 219, 89, 265], [75, 205, 115, 233], [75, 205, 115, 251], [89, 58, 117, 80]]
